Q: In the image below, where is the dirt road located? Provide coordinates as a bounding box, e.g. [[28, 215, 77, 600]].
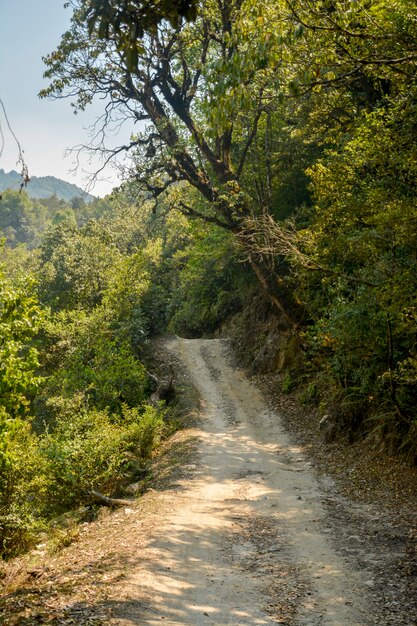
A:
[[114, 337, 372, 626], [3, 336, 415, 625]]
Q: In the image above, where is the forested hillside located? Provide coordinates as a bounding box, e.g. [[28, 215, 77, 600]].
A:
[[0, 169, 95, 203], [0, 190, 110, 248], [1, 0, 417, 559]]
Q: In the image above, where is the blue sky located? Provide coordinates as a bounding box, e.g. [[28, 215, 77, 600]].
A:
[[0, 1, 128, 196]]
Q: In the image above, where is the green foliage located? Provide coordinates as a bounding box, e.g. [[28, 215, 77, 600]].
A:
[[0, 261, 48, 557], [0, 197, 173, 558], [82, 0, 198, 72], [294, 94, 417, 454], [0, 268, 44, 420], [169, 225, 245, 336], [0, 409, 47, 558], [121, 404, 164, 460], [281, 371, 295, 395], [101, 244, 154, 349], [41, 403, 163, 512], [0, 397, 164, 556], [0, 190, 40, 248], [136, 208, 195, 334], [0, 244, 163, 555], [39, 219, 121, 311], [38, 305, 147, 417], [0, 190, 107, 249], [299, 382, 317, 405]]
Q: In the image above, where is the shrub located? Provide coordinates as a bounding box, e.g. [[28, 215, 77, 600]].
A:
[[169, 227, 243, 335], [121, 404, 164, 460], [41, 403, 164, 514], [0, 410, 47, 558], [40, 310, 147, 415]]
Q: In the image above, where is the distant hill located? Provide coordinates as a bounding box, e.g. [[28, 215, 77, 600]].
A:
[[0, 169, 95, 203]]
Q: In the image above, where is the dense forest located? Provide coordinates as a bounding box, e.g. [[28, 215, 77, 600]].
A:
[[1, 0, 417, 559]]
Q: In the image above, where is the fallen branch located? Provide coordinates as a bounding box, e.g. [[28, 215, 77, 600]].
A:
[[89, 490, 133, 507]]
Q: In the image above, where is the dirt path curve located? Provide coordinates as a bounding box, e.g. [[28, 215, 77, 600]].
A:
[[114, 337, 371, 626]]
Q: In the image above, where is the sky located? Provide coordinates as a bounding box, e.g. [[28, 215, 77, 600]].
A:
[[0, 1, 131, 197]]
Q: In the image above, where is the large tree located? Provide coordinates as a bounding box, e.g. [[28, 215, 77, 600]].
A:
[[42, 0, 308, 327], [43, 0, 417, 331], [43, 1, 277, 220]]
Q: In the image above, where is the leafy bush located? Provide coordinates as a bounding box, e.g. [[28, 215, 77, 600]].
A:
[[39, 309, 147, 415], [0, 269, 48, 557], [297, 103, 417, 455], [121, 404, 164, 460], [100, 248, 151, 351], [169, 227, 244, 336], [0, 410, 47, 558], [0, 400, 164, 558], [39, 219, 121, 311], [41, 404, 164, 513], [0, 272, 44, 418]]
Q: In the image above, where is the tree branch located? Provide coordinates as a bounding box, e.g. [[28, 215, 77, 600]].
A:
[[176, 200, 234, 229], [236, 109, 263, 180]]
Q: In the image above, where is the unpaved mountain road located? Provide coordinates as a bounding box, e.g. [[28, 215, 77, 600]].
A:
[[2, 337, 415, 626], [113, 337, 373, 626]]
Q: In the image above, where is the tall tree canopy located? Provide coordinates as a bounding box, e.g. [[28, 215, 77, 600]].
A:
[[43, 0, 309, 324], [41, 0, 417, 454], [43, 0, 282, 221], [82, 0, 198, 44]]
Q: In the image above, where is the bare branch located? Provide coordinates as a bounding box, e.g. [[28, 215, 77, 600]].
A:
[[240, 214, 379, 287], [236, 109, 263, 180], [0, 98, 30, 190], [176, 199, 233, 230]]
